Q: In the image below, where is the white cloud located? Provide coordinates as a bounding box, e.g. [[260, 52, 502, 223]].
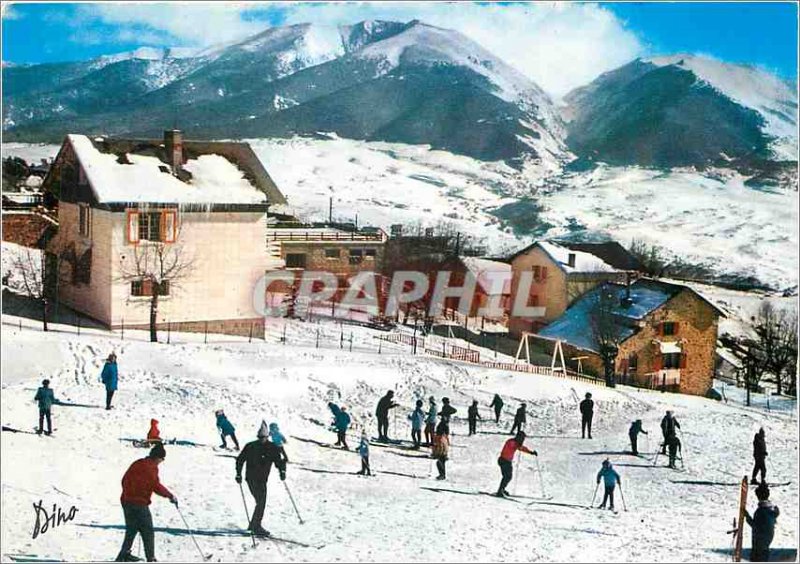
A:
[[2, 3, 22, 21], [73, 2, 644, 96]]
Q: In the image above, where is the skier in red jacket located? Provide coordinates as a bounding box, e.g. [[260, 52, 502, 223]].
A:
[[496, 431, 537, 497], [146, 419, 161, 445], [115, 443, 177, 562]]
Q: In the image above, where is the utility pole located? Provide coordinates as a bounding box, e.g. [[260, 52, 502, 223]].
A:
[[328, 191, 333, 223]]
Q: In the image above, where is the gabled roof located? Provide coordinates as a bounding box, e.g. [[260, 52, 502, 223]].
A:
[[554, 241, 642, 271], [461, 256, 512, 295], [509, 240, 620, 274], [46, 134, 286, 206], [537, 278, 724, 353]]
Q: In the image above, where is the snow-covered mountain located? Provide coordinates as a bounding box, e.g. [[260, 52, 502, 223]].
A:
[[1, 20, 569, 170], [563, 55, 798, 169]]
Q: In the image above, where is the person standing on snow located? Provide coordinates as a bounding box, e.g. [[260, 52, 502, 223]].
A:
[[467, 400, 481, 436], [114, 443, 177, 562], [660, 410, 680, 454], [580, 393, 594, 439], [510, 403, 527, 435], [496, 431, 537, 497], [489, 394, 504, 424], [596, 459, 621, 511], [375, 390, 399, 442], [745, 482, 780, 563], [101, 353, 118, 410], [665, 434, 682, 469], [439, 397, 457, 428], [268, 422, 289, 464], [328, 403, 351, 450], [146, 419, 162, 445], [432, 420, 450, 480], [34, 379, 56, 435], [408, 400, 425, 449], [628, 419, 648, 455], [215, 410, 240, 450], [751, 427, 768, 485], [235, 421, 287, 537], [357, 431, 372, 476], [424, 397, 437, 446]]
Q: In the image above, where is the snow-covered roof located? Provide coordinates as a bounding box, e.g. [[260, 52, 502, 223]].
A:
[[537, 241, 619, 274], [66, 134, 270, 205], [462, 257, 511, 295]]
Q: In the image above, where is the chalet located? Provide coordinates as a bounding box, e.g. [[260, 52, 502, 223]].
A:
[[42, 130, 287, 336], [439, 256, 511, 320], [535, 278, 725, 396], [508, 240, 641, 336]]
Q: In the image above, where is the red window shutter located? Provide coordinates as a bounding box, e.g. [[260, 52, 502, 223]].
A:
[[127, 211, 140, 244], [673, 322, 680, 335], [142, 279, 153, 296], [533, 265, 540, 280], [542, 266, 548, 280], [620, 358, 629, 372], [653, 354, 663, 371], [680, 353, 687, 369], [162, 210, 177, 243], [657, 322, 664, 336]]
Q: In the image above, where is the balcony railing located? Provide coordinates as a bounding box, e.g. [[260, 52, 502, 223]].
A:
[[267, 229, 387, 242]]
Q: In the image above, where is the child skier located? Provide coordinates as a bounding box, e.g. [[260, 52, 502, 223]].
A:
[[432, 420, 450, 480], [408, 400, 425, 449], [34, 379, 56, 435], [596, 459, 621, 511], [268, 422, 289, 463], [424, 397, 437, 446], [146, 419, 162, 445], [745, 482, 780, 562], [467, 400, 481, 436], [628, 419, 648, 455], [496, 431, 537, 497], [357, 431, 372, 476], [215, 409, 240, 450]]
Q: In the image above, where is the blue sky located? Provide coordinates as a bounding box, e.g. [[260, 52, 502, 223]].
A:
[[2, 2, 797, 95]]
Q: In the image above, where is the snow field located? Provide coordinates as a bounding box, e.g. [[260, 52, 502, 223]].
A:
[[1, 319, 796, 562]]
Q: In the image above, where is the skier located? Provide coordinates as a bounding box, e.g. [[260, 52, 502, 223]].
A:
[[496, 431, 537, 497], [439, 397, 457, 427], [432, 420, 450, 480], [235, 421, 287, 537], [33, 379, 56, 435], [408, 400, 425, 449], [467, 400, 481, 436], [580, 393, 594, 439], [357, 430, 372, 476], [101, 352, 118, 410], [424, 396, 437, 446], [751, 427, 767, 485], [215, 409, 240, 450], [660, 410, 680, 454], [489, 394, 504, 424], [665, 434, 682, 469], [268, 422, 289, 463], [114, 443, 177, 562], [628, 419, 648, 455], [596, 458, 621, 511], [375, 390, 399, 442], [745, 482, 780, 562], [146, 419, 161, 444], [328, 403, 351, 450], [510, 403, 527, 435]]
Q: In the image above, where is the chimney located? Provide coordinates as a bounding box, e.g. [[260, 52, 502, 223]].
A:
[[567, 253, 576, 268], [164, 129, 184, 174]]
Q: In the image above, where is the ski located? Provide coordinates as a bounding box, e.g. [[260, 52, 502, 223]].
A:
[[238, 531, 321, 549], [733, 476, 748, 562]]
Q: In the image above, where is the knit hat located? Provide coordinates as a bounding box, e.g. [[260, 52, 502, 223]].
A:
[[269, 422, 280, 433], [257, 420, 269, 438], [215, 409, 224, 416], [150, 443, 166, 459], [42, 379, 50, 386]]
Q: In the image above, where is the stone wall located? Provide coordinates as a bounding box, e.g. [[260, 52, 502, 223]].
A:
[[2, 211, 56, 248]]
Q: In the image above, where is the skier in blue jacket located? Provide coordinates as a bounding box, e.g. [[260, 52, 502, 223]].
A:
[[328, 402, 351, 449], [424, 397, 437, 447], [596, 458, 621, 511], [100, 353, 118, 410], [215, 410, 240, 450], [408, 400, 426, 449], [34, 379, 56, 435], [268, 422, 289, 463], [356, 431, 371, 476]]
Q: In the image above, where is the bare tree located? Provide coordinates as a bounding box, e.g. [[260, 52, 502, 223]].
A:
[[755, 303, 798, 395], [588, 283, 626, 387], [628, 238, 669, 277], [118, 238, 194, 343], [8, 246, 50, 331]]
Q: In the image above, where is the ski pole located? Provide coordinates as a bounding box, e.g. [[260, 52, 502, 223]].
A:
[[238, 482, 256, 548], [174, 504, 211, 561], [512, 451, 521, 495], [590, 481, 600, 508], [283, 480, 305, 525], [619, 484, 628, 512]]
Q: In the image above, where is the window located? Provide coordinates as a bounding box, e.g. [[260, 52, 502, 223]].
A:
[[662, 352, 682, 369], [532, 265, 541, 279], [138, 212, 162, 242], [628, 354, 638, 374], [131, 279, 169, 297], [79, 205, 91, 238], [325, 249, 340, 259], [127, 210, 177, 244], [349, 249, 364, 265], [364, 248, 376, 258], [285, 253, 307, 268], [662, 321, 676, 336]]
